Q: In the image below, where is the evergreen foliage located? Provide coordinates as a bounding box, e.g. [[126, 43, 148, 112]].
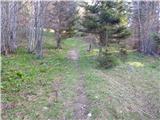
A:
[[80, 1, 131, 49], [80, 1, 131, 68]]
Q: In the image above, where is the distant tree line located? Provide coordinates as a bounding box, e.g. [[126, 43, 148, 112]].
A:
[[131, 1, 160, 55], [1, 1, 160, 58], [1, 1, 77, 58]]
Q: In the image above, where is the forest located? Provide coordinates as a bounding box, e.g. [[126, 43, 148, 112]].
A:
[[1, 1, 160, 120]]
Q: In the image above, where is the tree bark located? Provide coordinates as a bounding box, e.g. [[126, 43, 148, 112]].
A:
[[1, 1, 18, 55], [35, 1, 44, 58], [28, 3, 36, 53], [133, 1, 159, 55], [28, 1, 45, 58], [55, 30, 62, 49], [9, 1, 18, 53]]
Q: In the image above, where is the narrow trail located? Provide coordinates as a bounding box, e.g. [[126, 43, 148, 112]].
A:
[[67, 49, 90, 120]]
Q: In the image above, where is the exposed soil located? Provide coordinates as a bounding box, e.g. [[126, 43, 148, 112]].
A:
[[67, 49, 90, 120], [67, 49, 79, 61]]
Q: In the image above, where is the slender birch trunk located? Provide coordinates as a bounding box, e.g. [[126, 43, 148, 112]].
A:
[[28, 1, 45, 58], [1, 1, 18, 55], [9, 1, 18, 53], [28, 2, 36, 53]]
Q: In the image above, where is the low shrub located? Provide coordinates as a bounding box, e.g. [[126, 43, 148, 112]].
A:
[[97, 50, 119, 69], [119, 47, 128, 61]]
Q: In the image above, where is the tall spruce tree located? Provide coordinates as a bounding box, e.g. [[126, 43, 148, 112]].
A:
[[80, 1, 130, 54]]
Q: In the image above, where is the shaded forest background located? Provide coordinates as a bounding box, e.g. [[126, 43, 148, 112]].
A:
[[1, 1, 160, 57]]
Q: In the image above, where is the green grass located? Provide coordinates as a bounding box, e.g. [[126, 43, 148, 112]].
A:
[[1, 31, 160, 120], [1, 32, 80, 120], [78, 47, 160, 120]]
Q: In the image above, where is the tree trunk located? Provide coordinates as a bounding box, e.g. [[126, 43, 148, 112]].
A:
[[55, 30, 62, 49], [87, 43, 92, 52], [28, 1, 45, 58], [9, 1, 18, 53], [35, 1, 44, 58], [1, 2, 8, 55], [135, 1, 159, 55], [98, 31, 106, 54], [28, 2, 36, 53], [1, 1, 18, 55]]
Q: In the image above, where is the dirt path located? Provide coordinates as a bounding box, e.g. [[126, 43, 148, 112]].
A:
[[67, 49, 90, 120], [67, 49, 79, 61]]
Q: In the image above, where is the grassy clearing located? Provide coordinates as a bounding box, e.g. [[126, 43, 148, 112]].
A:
[[1, 32, 82, 120], [1, 31, 160, 120], [79, 46, 160, 120]]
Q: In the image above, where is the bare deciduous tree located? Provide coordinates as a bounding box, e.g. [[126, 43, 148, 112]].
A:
[[28, 1, 47, 58], [1, 1, 19, 55], [132, 1, 160, 55]]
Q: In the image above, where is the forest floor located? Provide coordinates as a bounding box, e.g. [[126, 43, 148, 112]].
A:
[[67, 49, 89, 120], [1, 31, 160, 120]]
